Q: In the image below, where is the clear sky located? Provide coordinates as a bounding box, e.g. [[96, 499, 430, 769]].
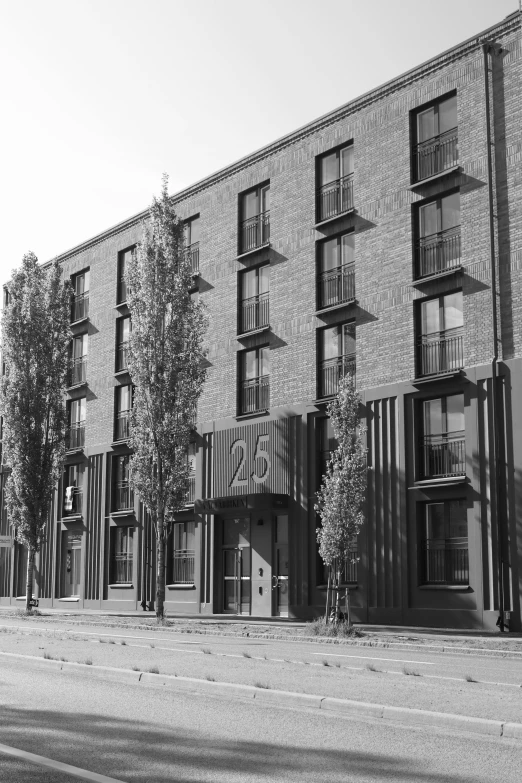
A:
[[0, 0, 518, 288]]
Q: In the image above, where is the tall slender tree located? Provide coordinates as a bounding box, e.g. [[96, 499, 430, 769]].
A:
[[315, 374, 367, 626], [126, 174, 207, 622], [0, 254, 71, 612]]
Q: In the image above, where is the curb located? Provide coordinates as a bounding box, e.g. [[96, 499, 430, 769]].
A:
[[3, 651, 521, 741]]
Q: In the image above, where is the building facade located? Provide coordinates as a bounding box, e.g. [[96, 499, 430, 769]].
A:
[[1, 13, 522, 630]]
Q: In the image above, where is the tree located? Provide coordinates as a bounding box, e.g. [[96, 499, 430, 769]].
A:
[[126, 174, 207, 622], [315, 374, 367, 626], [0, 254, 71, 612]]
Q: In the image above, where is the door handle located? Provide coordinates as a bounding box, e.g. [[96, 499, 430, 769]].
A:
[[271, 576, 279, 589]]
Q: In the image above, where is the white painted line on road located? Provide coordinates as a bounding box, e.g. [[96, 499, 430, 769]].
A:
[[0, 741, 126, 782], [312, 653, 435, 665]]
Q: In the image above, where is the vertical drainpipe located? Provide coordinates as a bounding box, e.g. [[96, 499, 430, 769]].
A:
[[482, 40, 505, 631]]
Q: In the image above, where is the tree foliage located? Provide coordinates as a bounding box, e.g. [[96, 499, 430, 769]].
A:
[[0, 253, 71, 610], [126, 174, 207, 621]]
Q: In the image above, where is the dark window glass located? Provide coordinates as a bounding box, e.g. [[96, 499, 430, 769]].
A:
[[71, 270, 90, 321], [111, 526, 134, 583], [420, 394, 465, 479], [240, 265, 270, 332], [171, 521, 195, 584], [420, 499, 468, 584], [418, 291, 464, 376], [239, 185, 270, 253], [239, 347, 270, 414], [318, 322, 356, 397]]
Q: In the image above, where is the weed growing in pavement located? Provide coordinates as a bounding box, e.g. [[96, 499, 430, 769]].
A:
[[120, 640, 127, 646], [321, 659, 330, 667], [242, 651, 252, 658], [465, 674, 478, 683], [366, 663, 380, 673], [402, 667, 420, 676], [108, 639, 116, 644], [131, 666, 140, 672], [150, 643, 155, 649], [43, 651, 54, 660], [148, 666, 160, 674], [201, 647, 211, 654], [14, 608, 42, 618], [254, 681, 270, 689], [206, 675, 215, 682], [333, 662, 341, 668], [84, 658, 93, 666], [60, 657, 67, 662], [99, 638, 108, 644], [308, 618, 363, 638]]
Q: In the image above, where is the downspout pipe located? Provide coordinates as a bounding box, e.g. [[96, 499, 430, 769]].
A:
[[482, 40, 506, 631]]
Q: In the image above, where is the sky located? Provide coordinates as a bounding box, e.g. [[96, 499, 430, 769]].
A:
[[0, 0, 518, 289]]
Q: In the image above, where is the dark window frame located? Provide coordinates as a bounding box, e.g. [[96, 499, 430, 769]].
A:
[[71, 269, 90, 322], [316, 229, 356, 310], [413, 188, 461, 279], [411, 90, 458, 183], [416, 288, 464, 377], [115, 315, 131, 373], [112, 454, 134, 512], [417, 392, 466, 480], [237, 345, 270, 415], [69, 332, 88, 386], [66, 397, 86, 450], [117, 246, 135, 305], [169, 521, 196, 584], [419, 498, 469, 585], [63, 462, 85, 517], [114, 384, 133, 442], [238, 262, 270, 334], [316, 321, 356, 399], [238, 182, 270, 255], [110, 525, 134, 584], [184, 214, 200, 275], [316, 142, 354, 223]]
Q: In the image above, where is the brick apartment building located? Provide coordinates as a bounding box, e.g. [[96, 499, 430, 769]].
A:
[[1, 12, 521, 630]]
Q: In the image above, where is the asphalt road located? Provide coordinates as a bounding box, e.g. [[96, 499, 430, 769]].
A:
[[0, 657, 521, 783]]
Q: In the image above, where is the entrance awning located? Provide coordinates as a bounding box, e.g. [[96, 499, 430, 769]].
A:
[[194, 494, 288, 515]]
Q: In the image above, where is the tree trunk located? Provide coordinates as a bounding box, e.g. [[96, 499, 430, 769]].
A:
[[25, 547, 35, 613], [335, 568, 341, 623], [325, 572, 331, 624], [345, 587, 352, 629], [156, 502, 166, 622]]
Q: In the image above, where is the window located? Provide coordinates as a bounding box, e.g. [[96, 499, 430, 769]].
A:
[[420, 393, 465, 479], [239, 184, 270, 253], [318, 323, 355, 399], [316, 417, 336, 488], [414, 94, 458, 182], [184, 216, 200, 274], [317, 145, 354, 222], [238, 346, 269, 415], [416, 192, 461, 278], [170, 522, 195, 584], [63, 463, 85, 516], [69, 334, 88, 386], [117, 247, 134, 304], [110, 526, 134, 584], [113, 455, 134, 511], [420, 500, 468, 584], [318, 232, 355, 310], [71, 270, 90, 322], [417, 291, 463, 377], [116, 316, 130, 372], [115, 385, 132, 442], [67, 398, 86, 450], [186, 442, 196, 505], [239, 265, 270, 333]]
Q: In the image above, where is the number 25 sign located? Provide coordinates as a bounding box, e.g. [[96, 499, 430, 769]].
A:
[[229, 434, 271, 488]]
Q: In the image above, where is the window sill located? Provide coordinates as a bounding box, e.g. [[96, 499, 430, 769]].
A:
[[315, 208, 355, 229], [237, 325, 270, 338], [410, 476, 467, 489], [110, 510, 135, 518], [237, 243, 271, 260], [412, 370, 464, 386], [115, 301, 128, 309], [409, 165, 460, 189], [418, 584, 470, 591], [108, 583, 134, 589], [413, 265, 463, 284], [70, 316, 89, 327], [314, 396, 335, 405], [316, 298, 357, 316], [58, 597, 80, 602], [111, 439, 131, 447], [235, 409, 269, 420], [61, 514, 82, 522], [167, 583, 196, 590], [65, 447, 84, 455], [67, 381, 87, 391], [114, 369, 130, 377]]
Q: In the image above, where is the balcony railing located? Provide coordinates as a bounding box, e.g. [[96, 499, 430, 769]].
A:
[[115, 411, 131, 441], [416, 225, 461, 279], [240, 292, 269, 333], [172, 550, 195, 584], [414, 128, 458, 182], [421, 434, 465, 478], [239, 375, 269, 414], [318, 263, 355, 310], [421, 540, 469, 584], [240, 211, 270, 253], [66, 422, 85, 450], [417, 330, 464, 377], [185, 242, 200, 275], [317, 174, 354, 222], [64, 488, 83, 516], [111, 554, 133, 583], [115, 482, 134, 511], [321, 551, 358, 584], [116, 343, 128, 372], [71, 293, 89, 322], [319, 354, 356, 399], [69, 357, 87, 386]]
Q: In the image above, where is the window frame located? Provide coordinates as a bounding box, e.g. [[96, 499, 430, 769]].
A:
[[316, 230, 356, 310], [411, 91, 458, 183], [416, 289, 464, 377], [316, 321, 356, 399], [237, 345, 270, 415], [114, 384, 133, 442], [169, 521, 196, 585], [110, 525, 134, 585], [238, 263, 270, 334], [238, 182, 270, 255], [414, 189, 461, 279], [117, 246, 135, 305], [115, 315, 131, 373], [418, 392, 466, 480], [63, 462, 85, 517], [112, 454, 134, 512], [419, 499, 469, 585], [71, 269, 90, 322], [316, 143, 354, 223]]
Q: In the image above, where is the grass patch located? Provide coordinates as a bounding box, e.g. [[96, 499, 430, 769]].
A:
[[201, 647, 212, 655], [465, 674, 478, 683], [148, 665, 160, 674], [308, 618, 363, 639], [402, 666, 420, 677], [206, 675, 215, 682], [14, 608, 42, 618], [254, 681, 270, 689], [366, 663, 380, 672], [242, 651, 252, 658], [84, 658, 93, 666]]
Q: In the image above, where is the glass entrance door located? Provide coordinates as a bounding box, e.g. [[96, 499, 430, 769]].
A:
[[273, 515, 289, 617], [62, 530, 82, 597], [222, 518, 251, 615]]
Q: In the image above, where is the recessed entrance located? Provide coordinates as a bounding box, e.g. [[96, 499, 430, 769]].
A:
[[222, 518, 251, 614], [62, 530, 82, 597]]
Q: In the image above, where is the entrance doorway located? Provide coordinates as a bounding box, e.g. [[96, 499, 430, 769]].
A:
[[273, 514, 289, 616], [62, 530, 82, 597], [222, 518, 250, 614]]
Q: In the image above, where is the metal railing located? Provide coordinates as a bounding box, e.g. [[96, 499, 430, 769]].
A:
[[239, 375, 269, 414], [319, 354, 356, 398], [115, 411, 131, 441], [172, 550, 195, 584], [240, 211, 270, 253], [421, 540, 468, 584], [421, 434, 465, 478], [71, 293, 89, 322], [115, 482, 134, 511], [112, 554, 133, 583], [322, 551, 358, 584], [414, 128, 458, 182], [69, 357, 87, 386], [64, 488, 83, 516], [317, 174, 354, 222], [417, 330, 464, 377], [185, 242, 200, 275], [66, 423, 85, 450], [240, 292, 269, 333], [318, 264, 355, 309], [416, 225, 461, 279], [116, 342, 128, 372]]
